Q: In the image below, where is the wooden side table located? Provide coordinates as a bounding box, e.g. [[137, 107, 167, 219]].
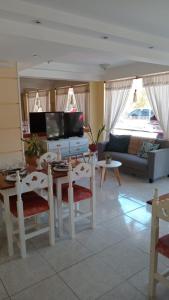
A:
[[96, 160, 122, 187]]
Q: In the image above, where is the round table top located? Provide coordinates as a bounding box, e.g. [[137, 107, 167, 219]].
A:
[[96, 160, 122, 168]]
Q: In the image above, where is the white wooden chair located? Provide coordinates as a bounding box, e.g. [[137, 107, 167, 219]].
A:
[[149, 188, 169, 298], [38, 152, 58, 168], [57, 162, 95, 238], [8, 166, 55, 258]]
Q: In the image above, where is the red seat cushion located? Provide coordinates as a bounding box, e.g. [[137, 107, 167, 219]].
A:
[[9, 191, 49, 218], [62, 183, 92, 203], [156, 234, 169, 258]]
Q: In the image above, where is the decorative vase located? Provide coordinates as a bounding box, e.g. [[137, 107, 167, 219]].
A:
[[89, 143, 97, 152]]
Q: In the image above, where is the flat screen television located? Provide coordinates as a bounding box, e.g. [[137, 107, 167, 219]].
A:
[[45, 112, 64, 140], [29, 112, 46, 134], [64, 112, 84, 138]]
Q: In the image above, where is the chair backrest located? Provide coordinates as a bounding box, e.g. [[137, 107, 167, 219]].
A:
[[152, 188, 169, 223], [68, 162, 94, 182], [39, 152, 57, 168], [16, 166, 53, 195]]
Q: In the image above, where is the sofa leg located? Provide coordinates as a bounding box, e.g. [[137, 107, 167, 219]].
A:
[[149, 178, 154, 183]]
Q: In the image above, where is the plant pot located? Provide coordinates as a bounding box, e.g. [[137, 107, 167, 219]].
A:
[[89, 143, 97, 152], [25, 155, 38, 166]]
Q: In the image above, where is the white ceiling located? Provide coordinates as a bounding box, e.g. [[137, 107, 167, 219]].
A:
[[1, 0, 169, 80]]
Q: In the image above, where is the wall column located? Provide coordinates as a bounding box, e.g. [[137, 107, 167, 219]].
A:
[[50, 89, 56, 112], [0, 64, 23, 168], [89, 81, 104, 142]]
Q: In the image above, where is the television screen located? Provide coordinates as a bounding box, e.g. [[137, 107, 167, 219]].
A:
[[29, 112, 46, 134], [64, 112, 84, 138], [46, 112, 64, 140]]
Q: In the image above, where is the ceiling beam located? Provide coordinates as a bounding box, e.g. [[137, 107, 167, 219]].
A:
[[1, 17, 169, 66], [1, 0, 169, 51]]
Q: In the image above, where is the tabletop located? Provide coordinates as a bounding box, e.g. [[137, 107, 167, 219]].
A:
[[96, 160, 122, 168]]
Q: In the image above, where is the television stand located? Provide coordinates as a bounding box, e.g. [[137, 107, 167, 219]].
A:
[[41, 136, 89, 158], [47, 137, 60, 141]]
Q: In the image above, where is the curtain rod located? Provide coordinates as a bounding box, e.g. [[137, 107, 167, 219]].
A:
[[55, 83, 88, 89]]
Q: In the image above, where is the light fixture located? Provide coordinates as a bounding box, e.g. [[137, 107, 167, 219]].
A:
[[32, 19, 41, 25], [101, 36, 109, 40]]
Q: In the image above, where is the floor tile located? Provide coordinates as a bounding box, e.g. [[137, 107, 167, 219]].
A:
[[96, 239, 149, 279], [98, 281, 146, 300], [103, 215, 146, 238], [128, 268, 149, 296], [76, 225, 125, 253], [39, 239, 92, 272], [0, 280, 8, 300], [60, 255, 124, 300], [0, 253, 55, 296], [128, 267, 169, 299], [126, 206, 152, 226], [11, 274, 78, 300], [95, 196, 144, 225]]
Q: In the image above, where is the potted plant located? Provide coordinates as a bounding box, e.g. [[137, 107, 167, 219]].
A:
[[22, 134, 44, 166], [85, 124, 106, 152]]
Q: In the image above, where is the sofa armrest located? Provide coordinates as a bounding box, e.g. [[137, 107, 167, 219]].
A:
[[97, 141, 108, 161], [148, 148, 169, 181]]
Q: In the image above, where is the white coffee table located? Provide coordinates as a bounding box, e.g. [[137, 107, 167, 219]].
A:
[[96, 160, 122, 187]]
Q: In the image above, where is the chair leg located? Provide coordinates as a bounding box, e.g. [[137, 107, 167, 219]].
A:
[[56, 181, 63, 237], [90, 196, 96, 228], [4, 198, 14, 256], [149, 249, 158, 299], [49, 206, 55, 246], [17, 201, 26, 258], [69, 200, 75, 239]]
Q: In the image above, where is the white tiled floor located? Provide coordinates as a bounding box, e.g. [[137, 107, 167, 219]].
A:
[[1, 171, 169, 299]]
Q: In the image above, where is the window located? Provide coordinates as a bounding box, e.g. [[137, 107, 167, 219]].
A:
[[22, 90, 50, 134], [114, 78, 163, 138], [65, 88, 78, 112]]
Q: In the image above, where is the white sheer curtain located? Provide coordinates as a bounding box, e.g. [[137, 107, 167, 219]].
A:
[[143, 73, 169, 139], [74, 85, 89, 122], [28, 91, 50, 113], [55, 87, 68, 111], [104, 79, 133, 139]]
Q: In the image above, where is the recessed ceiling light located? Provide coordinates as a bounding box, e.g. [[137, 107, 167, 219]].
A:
[[148, 46, 154, 49], [32, 19, 41, 25], [101, 36, 109, 40]]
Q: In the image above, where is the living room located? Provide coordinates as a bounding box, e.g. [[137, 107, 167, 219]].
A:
[[1, 1, 169, 299]]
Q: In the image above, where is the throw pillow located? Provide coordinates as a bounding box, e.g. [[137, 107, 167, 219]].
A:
[[128, 136, 154, 155], [105, 134, 130, 153], [138, 141, 160, 159]]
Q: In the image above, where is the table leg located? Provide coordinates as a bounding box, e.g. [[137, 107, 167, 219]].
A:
[[100, 167, 106, 187], [114, 168, 121, 185], [56, 179, 63, 237], [3, 192, 14, 256]]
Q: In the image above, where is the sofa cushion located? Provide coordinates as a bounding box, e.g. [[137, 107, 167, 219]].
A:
[[105, 134, 130, 153], [104, 151, 148, 172], [138, 141, 160, 159], [128, 136, 154, 155]]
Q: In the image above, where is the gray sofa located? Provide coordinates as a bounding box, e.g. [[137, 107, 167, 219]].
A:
[[98, 136, 169, 182]]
